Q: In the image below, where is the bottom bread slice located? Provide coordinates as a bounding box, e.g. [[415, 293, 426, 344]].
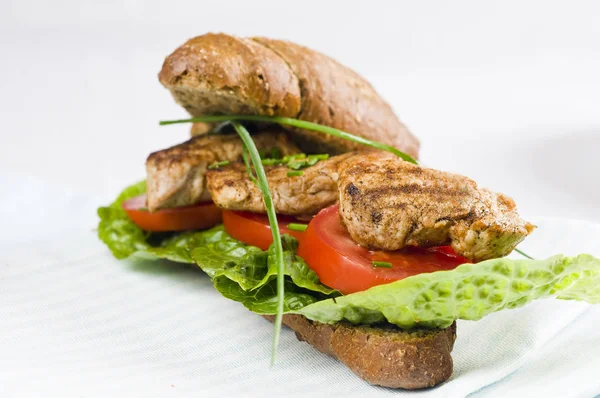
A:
[[266, 314, 456, 389]]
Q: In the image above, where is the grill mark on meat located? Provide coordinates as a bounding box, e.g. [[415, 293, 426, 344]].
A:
[[435, 210, 475, 224], [380, 202, 409, 211], [347, 183, 361, 197], [359, 184, 472, 199], [404, 222, 419, 242], [337, 151, 535, 261], [371, 211, 383, 225], [206, 153, 354, 216]]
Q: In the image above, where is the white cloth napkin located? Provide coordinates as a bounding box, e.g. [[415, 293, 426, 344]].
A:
[[1, 173, 599, 398]]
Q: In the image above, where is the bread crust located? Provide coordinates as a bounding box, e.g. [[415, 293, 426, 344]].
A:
[[159, 33, 419, 158], [159, 33, 302, 117], [266, 315, 455, 389], [253, 38, 419, 157]]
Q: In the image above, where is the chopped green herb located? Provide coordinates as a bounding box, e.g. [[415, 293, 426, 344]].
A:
[[515, 248, 534, 260], [160, 115, 419, 164], [306, 155, 329, 166], [287, 170, 304, 177], [287, 223, 308, 232], [282, 153, 307, 163], [372, 261, 393, 268], [231, 122, 285, 366], [309, 154, 329, 161], [287, 160, 307, 170], [208, 160, 231, 169], [261, 158, 280, 166], [260, 153, 331, 170]]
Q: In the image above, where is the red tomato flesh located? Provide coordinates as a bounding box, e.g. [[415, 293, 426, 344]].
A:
[[297, 205, 469, 294], [122, 194, 222, 232], [222, 210, 306, 250]]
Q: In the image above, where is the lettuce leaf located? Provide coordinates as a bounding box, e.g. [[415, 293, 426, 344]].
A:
[[97, 180, 148, 259], [97, 181, 226, 263], [296, 254, 600, 329], [213, 278, 322, 314], [99, 181, 600, 330], [194, 238, 600, 327], [191, 234, 339, 313], [97, 181, 336, 311]]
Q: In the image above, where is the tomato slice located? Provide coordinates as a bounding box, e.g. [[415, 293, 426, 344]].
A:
[[297, 205, 469, 294], [122, 194, 222, 232], [222, 210, 306, 250]]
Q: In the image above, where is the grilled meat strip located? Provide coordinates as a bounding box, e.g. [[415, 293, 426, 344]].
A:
[[146, 129, 300, 211], [206, 153, 354, 217], [337, 152, 535, 261]]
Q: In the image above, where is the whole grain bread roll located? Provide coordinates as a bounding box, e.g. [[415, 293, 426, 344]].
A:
[[159, 33, 419, 158], [266, 315, 456, 389]]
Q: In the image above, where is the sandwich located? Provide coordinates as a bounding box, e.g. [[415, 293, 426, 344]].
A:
[[98, 33, 600, 389]]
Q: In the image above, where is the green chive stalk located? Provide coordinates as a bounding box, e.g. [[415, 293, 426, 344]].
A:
[[287, 223, 308, 232], [515, 248, 534, 260], [231, 122, 285, 365], [160, 115, 418, 164], [208, 160, 231, 169], [372, 261, 393, 268]]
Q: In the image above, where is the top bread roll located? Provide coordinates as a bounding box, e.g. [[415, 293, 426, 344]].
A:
[[159, 33, 419, 158]]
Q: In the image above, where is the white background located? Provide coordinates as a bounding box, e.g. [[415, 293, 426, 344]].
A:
[[1, 0, 599, 222], [1, 2, 600, 397]]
